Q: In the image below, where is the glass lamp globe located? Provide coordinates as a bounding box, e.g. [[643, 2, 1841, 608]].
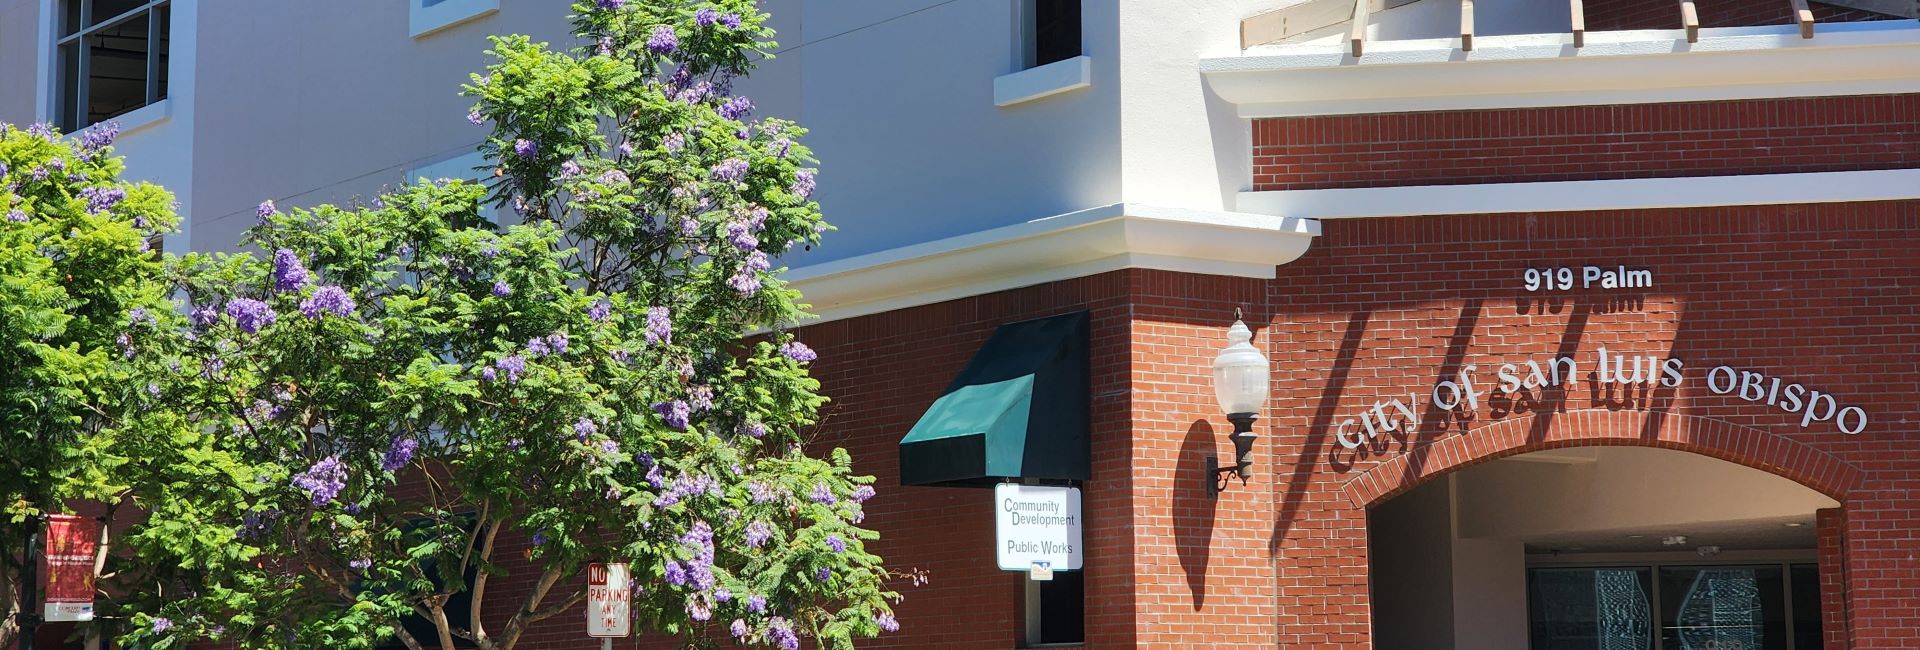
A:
[[1211, 319, 1270, 417]]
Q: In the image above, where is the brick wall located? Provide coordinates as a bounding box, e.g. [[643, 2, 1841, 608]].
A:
[[1584, 0, 1898, 32], [1265, 203, 1920, 648], [1250, 94, 1920, 191]]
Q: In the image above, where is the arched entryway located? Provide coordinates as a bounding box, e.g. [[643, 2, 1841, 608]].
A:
[[1351, 410, 1861, 650]]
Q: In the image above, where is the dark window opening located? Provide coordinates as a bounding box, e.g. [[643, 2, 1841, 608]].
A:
[[1029, 0, 1081, 69], [1528, 563, 1827, 650], [1025, 570, 1084, 646], [370, 515, 484, 649], [54, 0, 170, 132]]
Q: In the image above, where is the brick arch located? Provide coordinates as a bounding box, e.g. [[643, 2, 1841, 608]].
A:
[[1340, 409, 1862, 509]]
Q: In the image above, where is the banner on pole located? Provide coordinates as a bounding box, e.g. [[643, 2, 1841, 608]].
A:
[[43, 514, 98, 622], [586, 562, 631, 638]]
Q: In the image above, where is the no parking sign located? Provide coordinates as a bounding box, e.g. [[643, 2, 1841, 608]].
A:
[[586, 563, 631, 638]]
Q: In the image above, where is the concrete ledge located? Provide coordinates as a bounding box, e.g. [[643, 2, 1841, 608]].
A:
[[785, 203, 1320, 324], [994, 56, 1093, 107]]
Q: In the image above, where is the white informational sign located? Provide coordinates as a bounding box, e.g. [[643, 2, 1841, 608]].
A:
[[586, 563, 631, 638], [994, 484, 1082, 571]]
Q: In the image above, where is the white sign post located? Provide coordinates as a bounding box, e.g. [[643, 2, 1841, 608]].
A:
[[994, 484, 1082, 572], [587, 562, 631, 647]]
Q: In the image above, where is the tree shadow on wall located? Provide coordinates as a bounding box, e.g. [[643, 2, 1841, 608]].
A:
[[1176, 419, 1218, 609], [1272, 311, 1371, 554]]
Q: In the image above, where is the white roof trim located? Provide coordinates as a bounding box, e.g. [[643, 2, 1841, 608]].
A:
[[784, 204, 1320, 325], [1202, 22, 1920, 117], [1236, 168, 1920, 220]]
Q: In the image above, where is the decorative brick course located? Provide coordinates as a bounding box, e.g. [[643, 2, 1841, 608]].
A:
[[1250, 94, 1920, 191]]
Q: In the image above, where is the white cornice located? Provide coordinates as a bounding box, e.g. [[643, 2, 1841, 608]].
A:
[[1236, 169, 1920, 220], [784, 204, 1320, 325], [1201, 22, 1920, 117]]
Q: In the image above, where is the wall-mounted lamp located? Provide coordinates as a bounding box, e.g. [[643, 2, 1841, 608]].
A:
[[1209, 313, 1269, 495]]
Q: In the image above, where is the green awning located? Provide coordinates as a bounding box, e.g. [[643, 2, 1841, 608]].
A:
[[899, 311, 1090, 487]]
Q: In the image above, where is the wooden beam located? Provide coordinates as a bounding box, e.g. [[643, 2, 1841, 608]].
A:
[[1351, 0, 1372, 57], [1571, 0, 1586, 48], [1460, 0, 1475, 51], [1239, 0, 1422, 49], [1789, 0, 1816, 38], [1679, 0, 1699, 43]]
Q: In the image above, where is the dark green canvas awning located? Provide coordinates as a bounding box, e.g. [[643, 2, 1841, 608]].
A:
[[898, 311, 1090, 487]]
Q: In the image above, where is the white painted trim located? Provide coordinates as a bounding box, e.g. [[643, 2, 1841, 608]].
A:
[[783, 203, 1319, 325], [1202, 22, 1920, 117], [994, 55, 1092, 107], [1235, 169, 1920, 220], [109, 99, 170, 135], [410, 0, 499, 39], [34, 0, 55, 122]]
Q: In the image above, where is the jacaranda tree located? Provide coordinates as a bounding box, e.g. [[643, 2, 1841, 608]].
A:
[[0, 120, 184, 649], [118, 1, 905, 648]]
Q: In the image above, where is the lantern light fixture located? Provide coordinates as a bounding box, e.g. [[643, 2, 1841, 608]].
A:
[[1209, 310, 1270, 495]]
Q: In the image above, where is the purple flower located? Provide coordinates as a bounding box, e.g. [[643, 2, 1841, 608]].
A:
[[876, 612, 900, 633], [769, 138, 793, 159], [663, 560, 688, 586], [748, 595, 768, 614], [781, 341, 817, 363], [151, 617, 173, 634], [531, 532, 547, 546], [647, 25, 678, 54], [810, 483, 836, 505], [78, 121, 118, 152], [574, 417, 597, 440], [826, 535, 846, 553], [598, 169, 629, 185], [853, 485, 876, 503], [382, 437, 418, 472], [492, 280, 512, 297], [719, 96, 754, 121], [726, 220, 758, 252], [730, 619, 748, 639], [547, 332, 569, 354], [720, 12, 743, 29], [769, 618, 799, 650], [507, 437, 522, 450], [482, 367, 497, 382], [745, 520, 772, 548], [696, 7, 720, 26], [687, 594, 713, 621], [350, 558, 372, 570], [749, 481, 775, 504], [345, 503, 363, 515], [815, 567, 831, 582], [272, 249, 310, 292], [25, 123, 54, 138], [600, 440, 619, 455], [596, 0, 624, 8], [495, 355, 526, 383], [596, 36, 614, 55], [728, 268, 761, 296], [79, 186, 125, 214], [292, 455, 347, 506], [588, 298, 611, 322], [711, 158, 749, 182], [4, 210, 24, 223], [225, 298, 277, 334], [300, 285, 356, 319], [653, 400, 690, 430], [688, 385, 714, 412], [466, 109, 484, 126], [617, 140, 636, 157], [663, 132, 684, 152], [257, 200, 278, 220], [512, 139, 537, 158], [645, 306, 672, 345], [791, 169, 816, 199], [745, 250, 770, 272], [190, 305, 219, 328], [560, 160, 584, 179], [738, 421, 766, 439], [526, 337, 551, 356]]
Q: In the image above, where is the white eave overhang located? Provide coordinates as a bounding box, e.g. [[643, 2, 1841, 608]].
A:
[[1201, 21, 1920, 118], [784, 204, 1319, 325]]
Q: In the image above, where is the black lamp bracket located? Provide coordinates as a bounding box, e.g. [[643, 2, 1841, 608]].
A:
[[1210, 413, 1259, 496]]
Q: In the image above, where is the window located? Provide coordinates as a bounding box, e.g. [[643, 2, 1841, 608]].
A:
[[1529, 563, 1825, 650], [1025, 0, 1081, 69], [1022, 569, 1083, 646], [54, 0, 170, 131], [410, 0, 499, 38]]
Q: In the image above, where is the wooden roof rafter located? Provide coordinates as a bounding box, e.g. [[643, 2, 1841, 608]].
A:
[[1239, 0, 1421, 50]]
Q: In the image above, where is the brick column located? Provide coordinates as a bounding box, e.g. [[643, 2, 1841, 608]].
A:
[[1815, 507, 1848, 650]]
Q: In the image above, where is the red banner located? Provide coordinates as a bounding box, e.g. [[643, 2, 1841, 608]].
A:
[[43, 514, 98, 622]]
